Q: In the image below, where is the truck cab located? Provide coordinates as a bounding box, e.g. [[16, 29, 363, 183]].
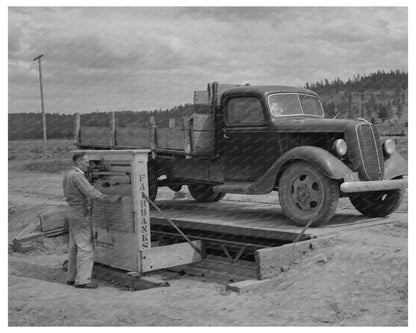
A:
[[218, 86, 324, 181]]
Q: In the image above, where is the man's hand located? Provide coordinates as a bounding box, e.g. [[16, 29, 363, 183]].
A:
[[108, 195, 122, 203]]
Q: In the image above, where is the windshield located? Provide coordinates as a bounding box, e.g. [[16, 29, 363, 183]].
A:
[[268, 93, 324, 117]]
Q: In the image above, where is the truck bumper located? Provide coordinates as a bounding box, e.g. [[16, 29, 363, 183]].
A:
[[340, 178, 408, 193]]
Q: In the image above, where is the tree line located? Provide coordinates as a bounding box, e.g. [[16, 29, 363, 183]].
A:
[[306, 70, 407, 122], [8, 104, 198, 140], [9, 70, 408, 140]]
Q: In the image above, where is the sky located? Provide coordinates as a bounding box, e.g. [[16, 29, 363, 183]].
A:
[[8, 6, 408, 114]]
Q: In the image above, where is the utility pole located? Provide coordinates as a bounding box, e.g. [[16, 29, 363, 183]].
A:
[[33, 54, 47, 158], [358, 92, 362, 118]]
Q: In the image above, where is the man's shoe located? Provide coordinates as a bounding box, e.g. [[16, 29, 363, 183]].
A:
[[66, 281, 75, 285], [75, 283, 98, 289]]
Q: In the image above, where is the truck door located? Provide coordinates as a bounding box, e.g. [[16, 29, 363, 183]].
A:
[[222, 96, 271, 181]]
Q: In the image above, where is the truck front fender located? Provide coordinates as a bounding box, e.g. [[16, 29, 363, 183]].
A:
[[273, 146, 353, 180], [383, 151, 408, 180], [248, 146, 352, 194]]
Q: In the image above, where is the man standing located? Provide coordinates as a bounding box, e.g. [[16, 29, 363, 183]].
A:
[[63, 152, 120, 289]]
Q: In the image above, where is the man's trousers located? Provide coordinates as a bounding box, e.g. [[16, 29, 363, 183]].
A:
[[66, 206, 94, 285]]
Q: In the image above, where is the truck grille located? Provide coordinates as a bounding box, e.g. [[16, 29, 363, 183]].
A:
[[347, 123, 384, 181]]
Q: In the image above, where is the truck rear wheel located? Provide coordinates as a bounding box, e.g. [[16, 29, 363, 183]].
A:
[[188, 184, 226, 202], [147, 164, 158, 202], [349, 185, 404, 217], [168, 184, 182, 192], [278, 161, 339, 227]]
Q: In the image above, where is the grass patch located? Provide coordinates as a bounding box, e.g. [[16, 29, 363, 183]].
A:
[[8, 139, 75, 161], [25, 159, 72, 173]]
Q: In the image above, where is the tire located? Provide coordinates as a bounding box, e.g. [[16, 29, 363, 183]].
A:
[[278, 161, 339, 227], [147, 164, 158, 202], [188, 184, 226, 202], [168, 184, 182, 192], [349, 183, 404, 217]]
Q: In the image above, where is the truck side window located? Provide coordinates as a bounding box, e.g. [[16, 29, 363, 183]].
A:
[[226, 97, 265, 126]]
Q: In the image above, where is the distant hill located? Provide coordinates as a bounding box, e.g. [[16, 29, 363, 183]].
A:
[[8, 70, 408, 140]]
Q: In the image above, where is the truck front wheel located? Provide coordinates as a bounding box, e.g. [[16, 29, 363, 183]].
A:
[[188, 184, 226, 202], [349, 186, 404, 217], [278, 161, 339, 227]]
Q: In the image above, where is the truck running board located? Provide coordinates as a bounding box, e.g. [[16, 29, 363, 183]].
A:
[[213, 182, 258, 194]]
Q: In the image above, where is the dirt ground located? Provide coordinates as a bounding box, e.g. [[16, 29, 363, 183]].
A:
[[8, 157, 408, 326]]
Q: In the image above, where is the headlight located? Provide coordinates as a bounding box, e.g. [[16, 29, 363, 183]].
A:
[[332, 139, 348, 157], [383, 139, 396, 156]]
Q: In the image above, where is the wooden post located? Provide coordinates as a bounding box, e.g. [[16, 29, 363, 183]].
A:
[[211, 81, 218, 113], [183, 117, 191, 159], [168, 118, 175, 128], [149, 116, 157, 159], [33, 54, 47, 158], [74, 113, 81, 146], [207, 82, 213, 104], [110, 112, 116, 148]]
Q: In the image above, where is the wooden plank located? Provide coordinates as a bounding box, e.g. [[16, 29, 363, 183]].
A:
[[154, 148, 188, 155], [39, 209, 68, 232], [194, 90, 209, 105], [167, 264, 251, 282], [191, 256, 257, 280], [140, 240, 202, 272], [226, 279, 273, 293], [156, 128, 185, 150], [208, 82, 246, 106], [138, 276, 170, 287], [74, 149, 150, 161], [13, 231, 45, 243], [74, 113, 80, 146], [13, 243, 36, 253], [45, 227, 68, 237], [80, 127, 111, 147], [116, 127, 150, 148], [203, 254, 256, 269], [125, 121, 148, 128], [92, 264, 169, 291], [255, 237, 333, 280]]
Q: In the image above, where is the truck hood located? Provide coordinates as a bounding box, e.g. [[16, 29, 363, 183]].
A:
[[271, 117, 364, 133]]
